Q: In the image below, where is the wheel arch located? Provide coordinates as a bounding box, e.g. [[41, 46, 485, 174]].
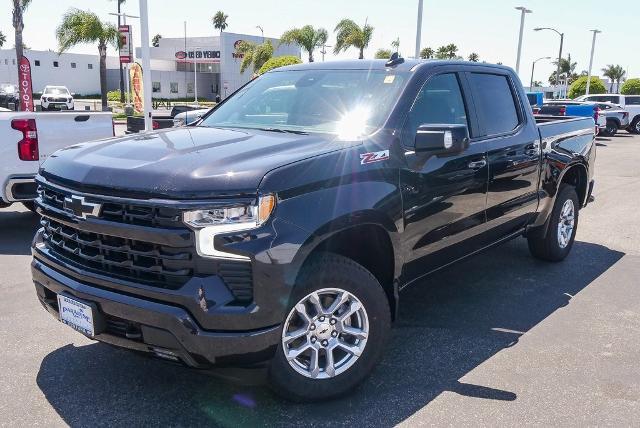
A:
[[292, 215, 400, 321]]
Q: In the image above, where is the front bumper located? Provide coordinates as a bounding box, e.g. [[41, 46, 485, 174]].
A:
[[32, 249, 281, 368]]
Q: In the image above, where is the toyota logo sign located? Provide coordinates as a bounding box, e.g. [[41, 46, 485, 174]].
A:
[[175, 51, 187, 60]]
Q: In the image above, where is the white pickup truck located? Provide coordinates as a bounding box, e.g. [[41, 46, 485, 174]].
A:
[[576, 94, 640, 134], [1, 111, 114, 210]]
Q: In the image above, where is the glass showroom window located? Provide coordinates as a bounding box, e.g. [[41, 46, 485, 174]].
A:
[[170, 82, 179, 94], [152, 82, 161, 93]]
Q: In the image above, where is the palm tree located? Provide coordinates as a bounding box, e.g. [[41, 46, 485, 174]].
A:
[[12, 0, 31, 82], [419, 47, 434, 59], [280, 25, 328, 63], [550, 54, 578, 85], [152, 34, 162, 47], [602, 65, 617, 92], [602, 64, 626, 93], [468, 52, 479, 62], [613, 65, 626, 93], [0, 31, 6, 47], [333, 19, 374, 59], [236, 40, 273, 73], [435, 44, 460, 60], [109, 0, 127, 102], [212, 11, 228, 36], [391, 37, 400, 54], [56, 9, 118, 111], [374, 48, 391, 59]]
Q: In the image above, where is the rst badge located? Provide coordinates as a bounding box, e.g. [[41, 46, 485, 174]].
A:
[[360, 150, 389, 165]]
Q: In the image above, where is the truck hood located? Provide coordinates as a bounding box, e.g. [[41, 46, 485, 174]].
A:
[[40, 126, 355, 199]]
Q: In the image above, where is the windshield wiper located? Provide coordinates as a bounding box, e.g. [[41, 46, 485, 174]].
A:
[[257, 127, 309, 135]]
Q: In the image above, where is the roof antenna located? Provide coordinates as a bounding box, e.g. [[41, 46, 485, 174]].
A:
[[386, 52, 404, 67]]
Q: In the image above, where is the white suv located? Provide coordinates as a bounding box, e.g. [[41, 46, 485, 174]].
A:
[[576, 94, 640, 134], [40, 86, 74, 111]]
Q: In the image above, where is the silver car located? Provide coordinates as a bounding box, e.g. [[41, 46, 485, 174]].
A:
[[596, 102, 630, 137]]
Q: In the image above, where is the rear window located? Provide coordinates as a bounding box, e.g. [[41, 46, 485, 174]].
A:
[[626, 96, 640, 105], [469, 73, 520, 136]]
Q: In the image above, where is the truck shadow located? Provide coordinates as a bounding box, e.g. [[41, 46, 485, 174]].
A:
[[36, 238, 623, 427], [0, 208, 40, 255]]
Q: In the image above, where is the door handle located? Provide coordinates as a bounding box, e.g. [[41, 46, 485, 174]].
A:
[[467, 159, 487, 170]]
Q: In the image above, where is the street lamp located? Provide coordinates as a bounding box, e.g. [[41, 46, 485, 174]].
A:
[[585, 29, 602, 96], [320, 44, 332, 62], [530, 56, 551, 89], [256, 25, 264, 42], [534, 27, 564, 98], [415, 0, 424, 60], [193, 46, 201, 105], [515, 6, 532, 75]]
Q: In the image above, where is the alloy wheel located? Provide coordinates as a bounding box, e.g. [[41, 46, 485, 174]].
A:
[[281, 288, 369, 379], [557, 199, 575, 249]]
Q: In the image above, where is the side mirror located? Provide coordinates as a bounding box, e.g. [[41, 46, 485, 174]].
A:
[[414, 124, 470, 154]]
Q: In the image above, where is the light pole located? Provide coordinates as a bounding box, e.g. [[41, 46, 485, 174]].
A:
[[515, 6, 532, 75], [139, 0, 153, 131], [320, 44, 332, 62], [535, 27, 564, 98], [256, 25, 264, 42], [415, 0, 424, 59], [530, 56, 551, 89], [193, 46, 200, 105], [585, 29, 602, 96]]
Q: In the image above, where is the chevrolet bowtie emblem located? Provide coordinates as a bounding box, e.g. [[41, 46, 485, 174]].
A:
[[63, 195, 101, 219]]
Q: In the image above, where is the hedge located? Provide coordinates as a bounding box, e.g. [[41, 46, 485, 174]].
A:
[[621, 78, 640, 95], [568, 76, 607, 99], [258, 55, 302, 75]]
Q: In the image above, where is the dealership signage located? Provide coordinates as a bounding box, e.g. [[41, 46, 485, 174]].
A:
[[232, 40, 245, 59], [174, 50, 220, 61], [18, 56, 34, 112], [129, 62, 143, 113], [119, 25, 132, 64]]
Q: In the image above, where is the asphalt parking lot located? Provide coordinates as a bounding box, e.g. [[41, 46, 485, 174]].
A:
[[1, 133, 639, 427]]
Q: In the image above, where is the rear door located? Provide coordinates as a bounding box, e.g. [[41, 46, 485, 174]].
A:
[[400, 69, 489, 281], [466, 71, 541, 237]]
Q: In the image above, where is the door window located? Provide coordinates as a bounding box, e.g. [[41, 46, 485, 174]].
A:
[[404, 73, 468, 145], [626, 96, 640, 105], [469, 73, 520, 136]]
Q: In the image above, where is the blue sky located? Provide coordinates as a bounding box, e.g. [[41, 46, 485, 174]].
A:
[[1, 0, 636, 84]]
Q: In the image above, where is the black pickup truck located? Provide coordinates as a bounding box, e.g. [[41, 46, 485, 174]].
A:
[[31, 59, 595, 401]]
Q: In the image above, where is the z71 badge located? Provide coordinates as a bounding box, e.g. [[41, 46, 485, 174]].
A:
[[360, 150, 389, 165]]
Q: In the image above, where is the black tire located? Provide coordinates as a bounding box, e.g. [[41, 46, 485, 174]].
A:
[[604, 120, 618, 137], [528, 184, 579, 262], [21, 201, 38, 213], [629, 118, 640, 135], [268, 252, 391, 402]]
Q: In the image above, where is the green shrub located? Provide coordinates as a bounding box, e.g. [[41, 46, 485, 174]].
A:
[[258, 55, 302, 75], [568, 76, 607, 99], [621, 78, 640, 95]]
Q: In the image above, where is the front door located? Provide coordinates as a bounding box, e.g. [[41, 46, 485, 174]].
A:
[[400, 72, 489, 284]]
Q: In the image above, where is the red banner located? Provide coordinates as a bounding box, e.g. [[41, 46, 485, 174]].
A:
[[18, 56, 34, 112], [119, 25, 132, 64]]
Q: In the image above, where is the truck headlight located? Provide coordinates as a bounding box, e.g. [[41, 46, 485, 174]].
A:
[[183, 194, 276, 259]]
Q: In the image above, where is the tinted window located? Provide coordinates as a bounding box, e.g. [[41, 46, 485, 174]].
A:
[[404, 73, 468, 142], [589, 95, 619, 103], [626, 96, 640, 105], [469, 73, 520, 136]]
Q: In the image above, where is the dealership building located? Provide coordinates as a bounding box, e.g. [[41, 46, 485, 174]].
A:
[[0, 31, 299, 99]]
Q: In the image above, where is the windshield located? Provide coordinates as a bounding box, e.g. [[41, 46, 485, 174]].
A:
[[199, 69, 407, 138], [44, 87, 70, 95]]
